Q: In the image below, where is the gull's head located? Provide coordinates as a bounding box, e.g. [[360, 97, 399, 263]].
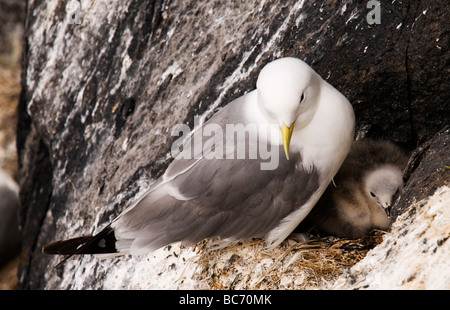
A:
[[256, 57, 321, 159], [364, 165, 404, 216]]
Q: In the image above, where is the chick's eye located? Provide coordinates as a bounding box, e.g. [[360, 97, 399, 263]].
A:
[[300, 93, 305, 102], [370, 192, 376, 197]]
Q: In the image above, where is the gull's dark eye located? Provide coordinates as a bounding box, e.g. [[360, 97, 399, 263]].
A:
[[300, 93, 305, 102], [370, 192, 376, 197]]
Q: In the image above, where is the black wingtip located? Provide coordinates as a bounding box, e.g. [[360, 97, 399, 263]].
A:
[[42, 226, 117, 256], [42, 236, 93, 255]]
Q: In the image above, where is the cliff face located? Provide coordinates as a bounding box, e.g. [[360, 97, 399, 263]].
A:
[[0, 0, 25, 290], [18, 0, 449, 289]]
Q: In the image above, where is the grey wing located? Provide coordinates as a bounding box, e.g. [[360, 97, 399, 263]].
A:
[[112, 101, 320, 254]]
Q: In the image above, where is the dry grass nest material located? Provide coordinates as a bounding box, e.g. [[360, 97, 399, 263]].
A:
[[193, 230, 385, 289]]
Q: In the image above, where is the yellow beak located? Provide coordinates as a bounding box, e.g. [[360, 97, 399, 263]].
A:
[[281, 122, 295, 160]]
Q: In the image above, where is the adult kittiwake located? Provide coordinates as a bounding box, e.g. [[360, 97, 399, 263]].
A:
[[296, 139, 408, 238], [43, 57, 355, 259], [0, 168, 21, 267]]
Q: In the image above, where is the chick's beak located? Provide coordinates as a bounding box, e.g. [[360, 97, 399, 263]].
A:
[[281, 122, 295, 160]]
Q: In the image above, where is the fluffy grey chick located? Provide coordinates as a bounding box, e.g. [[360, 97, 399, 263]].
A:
[[296, 139, 409, 239], [0, 169, 21, 267]]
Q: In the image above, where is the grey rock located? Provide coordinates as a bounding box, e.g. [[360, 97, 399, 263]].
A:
[[391, 126, 450, 220]]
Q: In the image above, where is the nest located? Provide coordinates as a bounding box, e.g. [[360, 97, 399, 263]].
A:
[[193, 230, 385, 289]]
